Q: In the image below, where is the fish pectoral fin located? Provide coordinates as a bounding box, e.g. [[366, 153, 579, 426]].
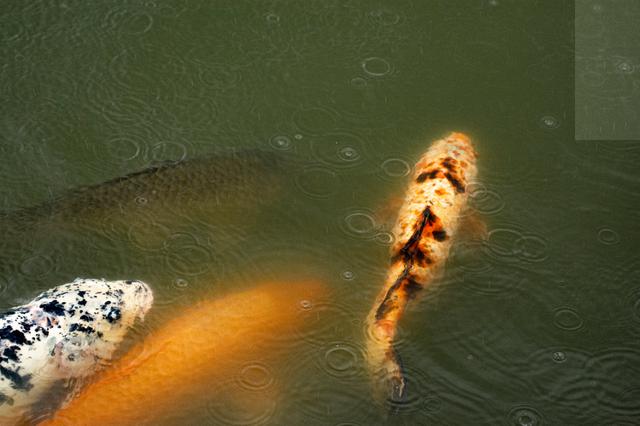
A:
[[458, 209, 488, 242], [375, 195, 405, 229]]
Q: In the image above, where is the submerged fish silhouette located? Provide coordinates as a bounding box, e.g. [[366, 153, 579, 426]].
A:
[[0, 149, 286, 275], [5, 148, 283, 228], [0, 278, 153, 425], [39, 280, 327, 426], [365, 132, 478, 404]]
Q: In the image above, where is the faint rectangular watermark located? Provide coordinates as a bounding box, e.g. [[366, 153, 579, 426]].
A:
[[575, 0, 640, 140]]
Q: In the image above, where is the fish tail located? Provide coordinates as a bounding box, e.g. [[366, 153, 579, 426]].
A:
[[366, 268, 423, 406], [366, 320, 407, 405]]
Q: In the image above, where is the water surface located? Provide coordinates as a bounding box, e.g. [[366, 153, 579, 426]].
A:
[[1, 1, 639, 424]]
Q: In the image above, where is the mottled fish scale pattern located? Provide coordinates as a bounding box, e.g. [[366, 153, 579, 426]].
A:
[[9, 149, 283, 225], [366, 132, 478, 402], [0, 278, 153, 423]]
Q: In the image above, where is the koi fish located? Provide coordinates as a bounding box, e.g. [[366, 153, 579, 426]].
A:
[[0, 149, 286, 273], [6, 149, 283, 229], [0, 278, 153, 424], [40, 280, 327, 425], [366, 132, 478, 403]]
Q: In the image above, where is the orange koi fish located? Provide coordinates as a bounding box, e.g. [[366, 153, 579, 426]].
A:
[[40, 280, 327, 425], [366, 132, 478, 402]]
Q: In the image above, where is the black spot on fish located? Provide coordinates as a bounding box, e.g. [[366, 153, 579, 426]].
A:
[[125, 280, 134, 284], [0, 391, 14, 406], [105, 307, 121, 323], [444, 172, 465, 193], [3, 346, 20, 362], [78, 299, 87, 306], [403, 278, 423, 300], [0, 365, 33, 391], [441, 157, 457, 170], [19, 321, 32, 333], [413, 248, 433, 266], [432, 229, 447, 241], [69, 323, 95, 334], [79, 314, 93, 322], [40, 300, 66, 316], [77, 291, 86, 297], [0, 327, 28, 345], [416, 170, 439, 183]]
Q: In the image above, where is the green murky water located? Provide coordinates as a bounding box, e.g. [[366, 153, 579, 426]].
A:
[[1, 1, 639, 424]]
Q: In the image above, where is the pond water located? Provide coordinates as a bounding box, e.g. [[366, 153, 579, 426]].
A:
[[1, 1, 639, 425]]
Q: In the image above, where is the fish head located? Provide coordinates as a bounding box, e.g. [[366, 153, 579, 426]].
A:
[[113, 279, 154, 322], [423, 132, 478, 185], [442, 132, 477, 166], [28, 278, 154, 377]]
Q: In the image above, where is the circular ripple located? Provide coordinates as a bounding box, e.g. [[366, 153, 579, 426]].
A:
[[553, 307, 584, 331], [104, 136, 145, 162], [310, 132, 367, 169], [294, 301, 359, 347], [450, 240, 493, 274], [374, 231, 394, 246], [381, 158, 412, 178], [586, 347, 640, 419], [173, 277, 189, 289], [538, 115, 561, 130], [467, 183, 505, 216], [162, 232, 220, 277], [368, 8, 401, 25], [552, 351, 567, 363], [316, 341, 366, 380], [121, 12, 154, 34], [265, 12, 280, 24], [299, 299, 313, 311], [513, 235, 549, 263], [341, 270, 356, 281], [485, 227, 526, 261], [18, 254, 55, 279], [236, 362, 275, 391], [524, 347, 597, 413], [361, 57, 392, 77], [150, 140, 188, 163], [294, 166, 341, 199], [484, 226, 548, 264], [206, 387, 277, 426], [350, 77, 367, 88], [340, 209, 380, 239], [597, 227, 620, 245], [507, 405, 544, 426], [124, 218, 174, 252], [269, 135, 293, 151]]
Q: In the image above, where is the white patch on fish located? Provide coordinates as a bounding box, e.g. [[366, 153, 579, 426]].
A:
[[0, 278, 153, 423]]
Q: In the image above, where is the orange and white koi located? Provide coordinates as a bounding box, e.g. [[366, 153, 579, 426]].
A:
[[366, 132, 478, 402]]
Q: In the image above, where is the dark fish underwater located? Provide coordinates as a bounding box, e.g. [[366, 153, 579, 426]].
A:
[[0, 149, 287, 285]]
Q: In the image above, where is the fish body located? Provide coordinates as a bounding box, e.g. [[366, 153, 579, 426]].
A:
[[0, 149, 285, 280], [0, 278, 153, 424], [366, 132, 478, 402], [5, 149, 283, 230], [40, 280, 327, 426]]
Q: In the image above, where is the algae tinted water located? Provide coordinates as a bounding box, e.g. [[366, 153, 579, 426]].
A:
[[1, 1, 639, 424]]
